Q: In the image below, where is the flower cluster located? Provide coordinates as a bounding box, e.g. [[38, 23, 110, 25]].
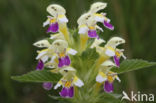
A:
[[33, 2, 126, 98], [34, 4, 84, 98]]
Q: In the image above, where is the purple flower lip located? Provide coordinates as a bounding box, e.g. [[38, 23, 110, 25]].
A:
[[103, 21, 114, 30], [113, 56, 120, 67], [58, 55, 71, 68], [43, 82, 53, 91], [59, 86, 74, 98], [64, 56, 71, 65], [47, 22, 59, 33], [104, 81, 114, 93], [36, 60, 44, 70], [58, 57, 64, 68], [88, 30, 99, 38]]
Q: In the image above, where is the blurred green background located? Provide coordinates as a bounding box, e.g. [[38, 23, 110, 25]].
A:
[[0, 0, 156, 103]]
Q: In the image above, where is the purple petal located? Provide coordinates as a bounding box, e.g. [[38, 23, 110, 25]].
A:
[[59, 87, 68, 97], [47, 22, 59, 33], [42, 82, 53, 90], [36, 60, 44, 70], [104, 81, 114, 93], [64, 56, 71, 66], [58, 58, 64, 68], [113, 56, 120, 67], [88, 30, 99, 38], [103, 21, 114, 30], [59, 87, 74, 98], [68, 87, 74, 98]]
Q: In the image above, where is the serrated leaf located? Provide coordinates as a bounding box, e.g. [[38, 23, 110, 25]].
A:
[[99, 93, 122, 103], [11, 70, 61, 83], [112, 59, 156, 74], [49, 95, 68, 101]]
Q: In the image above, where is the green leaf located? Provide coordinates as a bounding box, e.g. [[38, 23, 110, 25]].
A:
[[48, 95, 70, 102], [98, 93, 122, 103], [11, 70, 61, 83], [112, 59, 156, 74]]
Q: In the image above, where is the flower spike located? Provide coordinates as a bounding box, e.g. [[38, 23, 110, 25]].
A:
[[30, 2, 128, 99]]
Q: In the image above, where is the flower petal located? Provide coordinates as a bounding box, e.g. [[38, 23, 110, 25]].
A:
[[36, 60, 44, 70], [91, 38, 105, 48], [73, 76, 84, 87], [64, 56, 71, 66], [43, 18, 50, 27], [50, 33, 65, 40], [49, 55, 56, 63], [58, 57, 64, 68], [103, 21, 114, 30], [105, 48, 115, 56], [42, 82, 53, 90], [96, 73, 107, 83], [67, 48, 77, 55], [88, 29, 99, 38], [58, 15, 68, 23], [96, 25, 103, 32], [33, 40, 50, 48], [59, 17, 68, 23], [113, 56, 120, 67], [78, 25, 88, 34], [115, 75, 121, 82], [59, 87, 68, 97], [94, 14, 104, 22], [68, 87, 74, 98], [54, 80, 62, 89], [104, 81, 113, 93], [41, 55, 49, 63], [36, 50, 47, 60], [47, 22, 59, 33]]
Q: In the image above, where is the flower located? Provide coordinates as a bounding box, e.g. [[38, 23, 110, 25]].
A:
[[34, 39, 77, 68], [92, 37, 126, 67], [33, 39, 52, 69], [51, 40, 77, 68], [43, 4, 68, 33], [94, 13, 114, 30], [104, 37, 126, 67], [105, 37, 125, 49], [77, 2, 113, 51], [43, 82, 53, 90], [113, 49, 126, 67], [54, 66, 84, 98], [77, 13, 103, 39], [96, 60, 121, 93], [89, 2, 114, 30], [35, 48, 54, 64]]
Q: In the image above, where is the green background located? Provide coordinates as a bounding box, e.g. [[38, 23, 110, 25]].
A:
[[0, 0, 156, 103]]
